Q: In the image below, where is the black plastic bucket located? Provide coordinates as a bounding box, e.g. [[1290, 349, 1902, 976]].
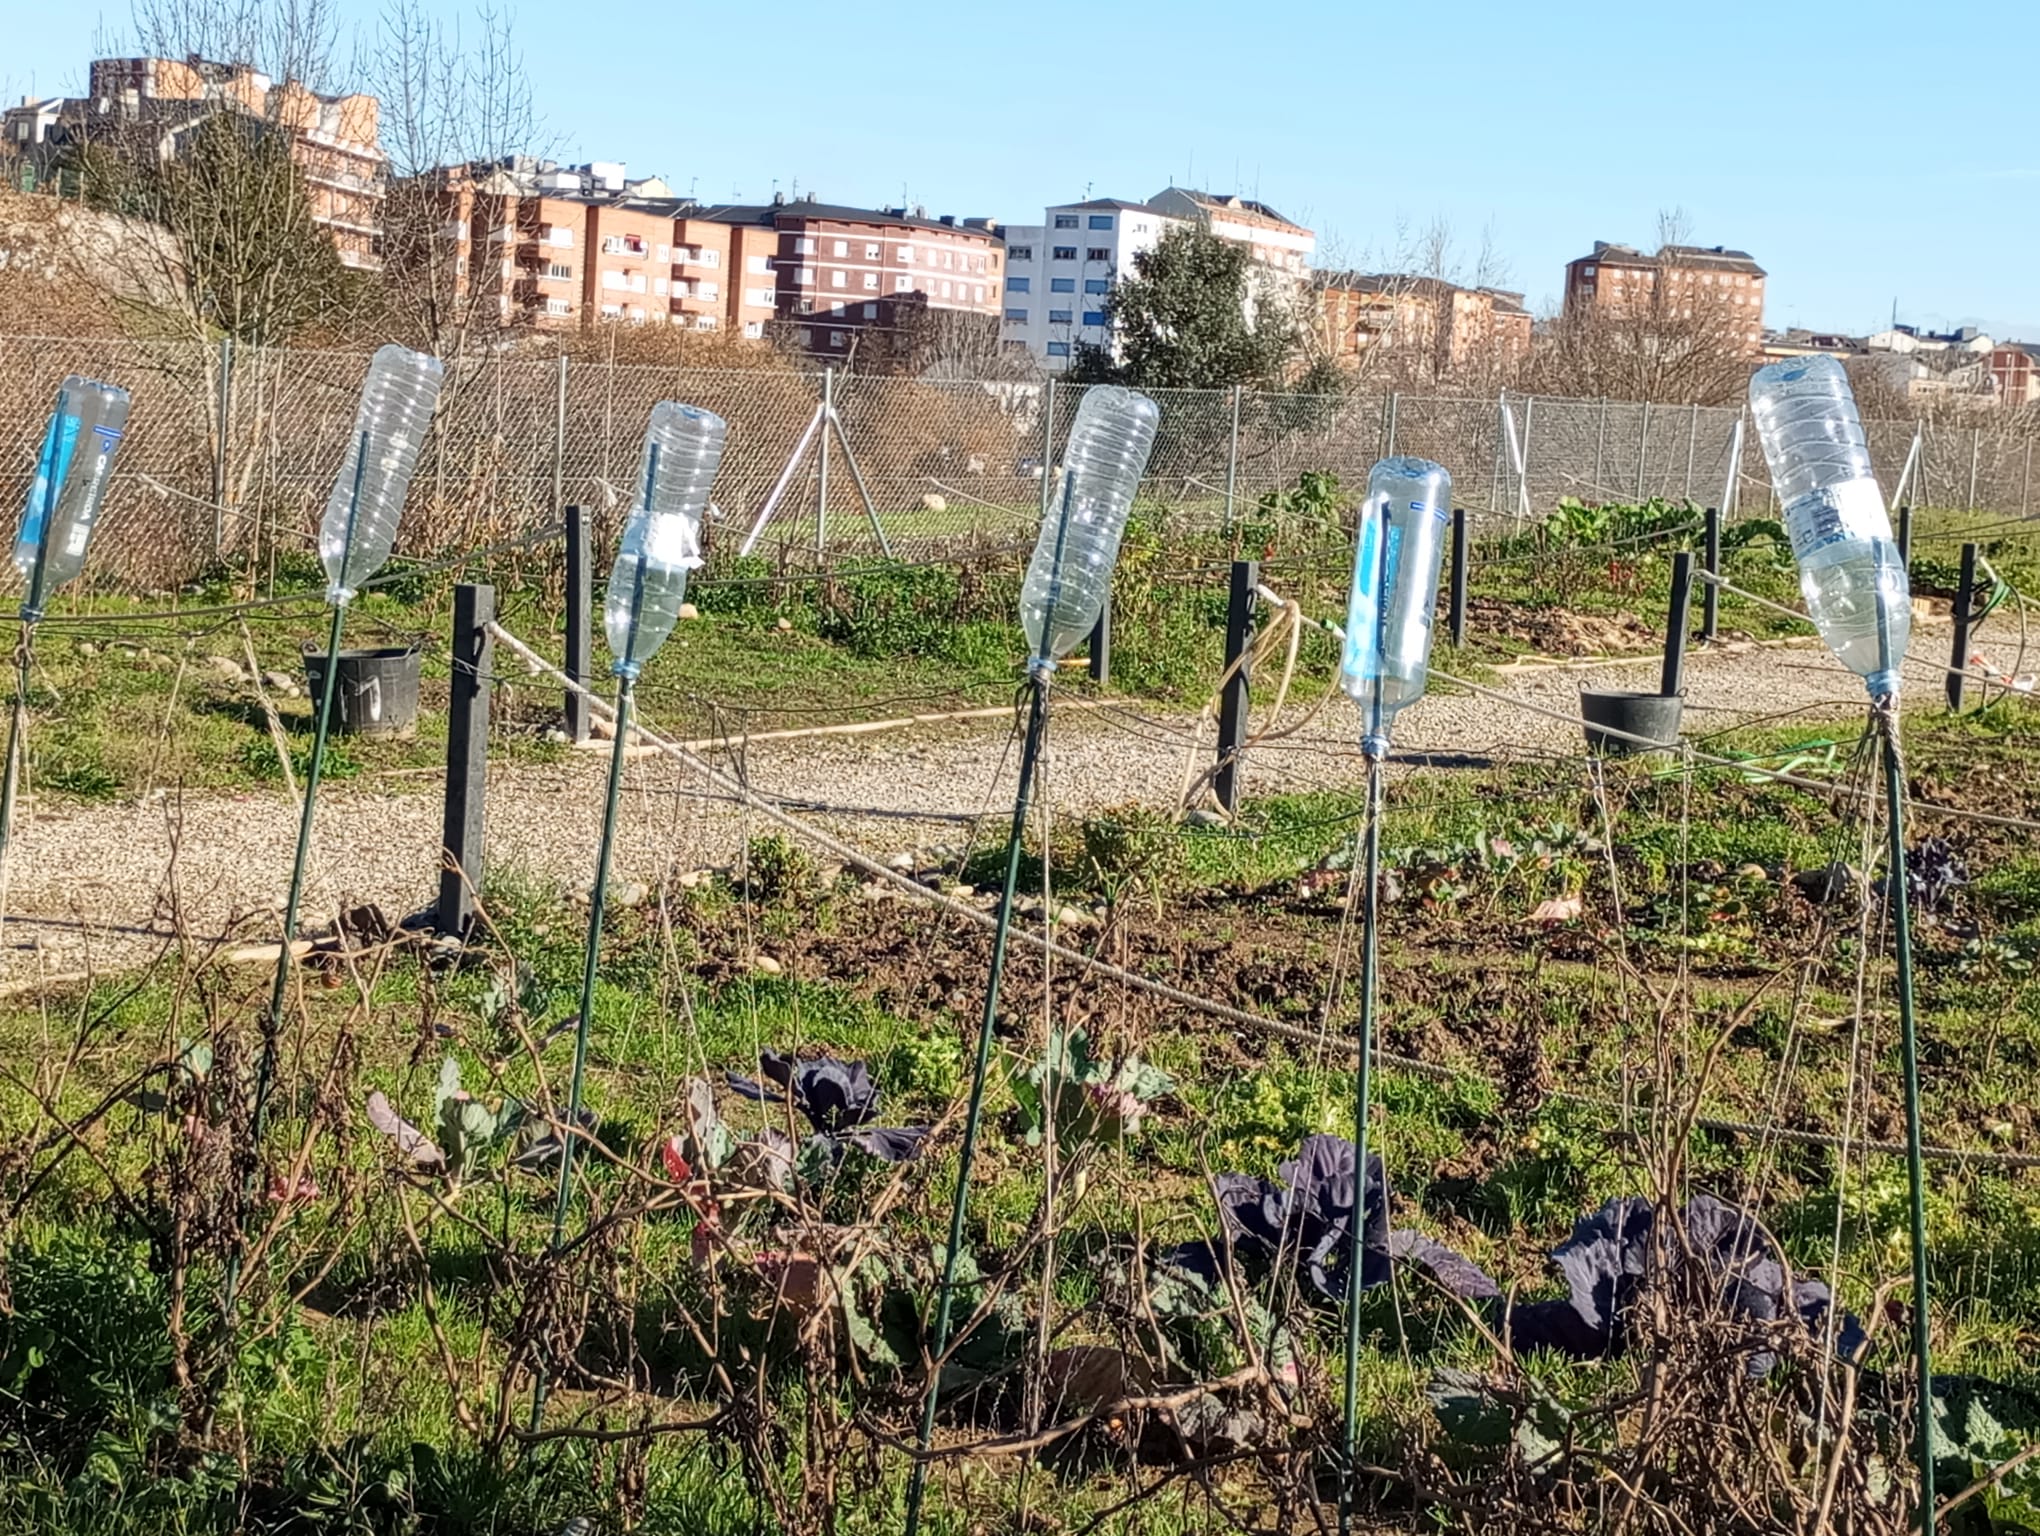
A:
[[302, 646, 422, 737], [1579, 689, 1683, 757]]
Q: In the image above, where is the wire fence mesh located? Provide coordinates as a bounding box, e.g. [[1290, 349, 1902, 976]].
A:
[[2, 333, 2035, 594]]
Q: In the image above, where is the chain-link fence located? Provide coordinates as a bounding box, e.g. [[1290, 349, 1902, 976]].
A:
[[3, 333, 2036, 593]]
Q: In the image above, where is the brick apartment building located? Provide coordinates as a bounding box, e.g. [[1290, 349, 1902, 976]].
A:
[[693, 197, 1004, 357], [426, 170, 999, 351], [1315, 273, 1532, 374], [1990, 341, 2040, 409], [4, 55, 384, 269], [1563, 241, 1766, 352]]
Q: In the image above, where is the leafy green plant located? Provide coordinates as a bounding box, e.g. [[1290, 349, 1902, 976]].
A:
[[240, 732, 362, 784], [1003, 1027, 1174, 1149], [1080, 804, 1187, 911]]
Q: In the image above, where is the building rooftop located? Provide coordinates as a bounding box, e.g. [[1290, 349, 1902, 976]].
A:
[[1050, 197, 1173, 215], [1153, 186, 1306, 231], [689, 197, 998, 237], [1577, 241, 1764, 276]]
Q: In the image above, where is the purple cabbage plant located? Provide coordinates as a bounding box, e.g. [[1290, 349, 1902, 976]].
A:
[[729, 1049, 929, 1164], [1165, 1134, 1391, 1301]]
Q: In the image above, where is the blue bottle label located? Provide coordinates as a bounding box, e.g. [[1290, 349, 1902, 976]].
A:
[[20, 412, 81, 554]]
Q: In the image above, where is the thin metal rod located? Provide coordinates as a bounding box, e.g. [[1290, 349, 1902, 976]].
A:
[[1339, 753, 1384, 1536], [1881, 707, 1937, 1534], [904, 673, 1049, 1536], [0, 632, 33, 872], [0, 460, 57, 867], [1222, 384, 1243, 536], [827, 403, 894, 558], [533, 673, 635, 1431], [817, 366, 832, 556], [235, 430, 367, 1308], [738, 401, 826, 556]]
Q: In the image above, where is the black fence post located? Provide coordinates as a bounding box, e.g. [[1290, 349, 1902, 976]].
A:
[[564, 505, 591, 743], [1087, 595, 1111, 685], [1448, 506, 1468, 649], [1215, 560, 1258, 814], [1700, 506, 1720, 643], [1948, 541, 1977, 713], [438, 582, 495, 937], [1896, 503, 1913, 569], [1661, 551, 1693, 698]]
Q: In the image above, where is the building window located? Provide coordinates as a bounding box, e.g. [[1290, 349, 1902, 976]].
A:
[[549, 225, 573, 247], [700, 282, 718, 299], [1082, 310, 1106, 327], [1086, 246, 1109, 261], [1048, 309, 1072, 324], [796, 236, 815, 255], [654, 277, 668, 295], [797, 327, 813, 346], [831, 270, 846, 288], [1052, 245, 1077, 260], [748, 287, 776, 306], [656, 243, 669, 261], [796, 266, 814, 283], [696, 316, 718, 330], [942, 251, 954, 268], [1009, 244, 1033, 262], [864, 242, 880, 259], [863, 272, 879, 290], [863, 302, 878, 318], [833, 239, 848, 256], [899, 245, 914, 262], [895, 275, 913, 292], [1083, 279, 1108, 294], [545, 297, 572, 316], [1008, 276, 1031, 293], [973, 285, 985, 302], [1053, 214, 1078, 228], [748, 254, 772, 274], [940, 281, 952, 297], [1005, 307, 1028, 321], [546, 262, 572, 280], [1088, 214, 1113, 230], [1050, 278, 1075, 293], [601, 302, 623, 317], [1047, 341, 1070, 356], [829, 329, 846, 348], [744, 320, 763, 338]]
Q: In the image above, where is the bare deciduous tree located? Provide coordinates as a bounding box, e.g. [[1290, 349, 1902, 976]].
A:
[[369, 0, 544, 358]]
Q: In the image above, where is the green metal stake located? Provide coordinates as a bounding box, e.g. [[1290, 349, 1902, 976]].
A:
[[0, 463, 62, 869], [1339, 753, 1384, 1535], [531, 673, 635, 1431], [234, 432, 366, 1310], [1880, 700, 1937, 1533], [903, 669, 1049, 1536]]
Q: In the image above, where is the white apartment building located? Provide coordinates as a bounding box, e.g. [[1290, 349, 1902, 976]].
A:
[[1000, 199, 1175, 370], [1001, 189, 1315, 372]]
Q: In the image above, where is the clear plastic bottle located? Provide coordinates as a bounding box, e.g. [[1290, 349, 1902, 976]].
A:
[[1340, 457, 1452, 758], [320, 345, 445, 604], [1747, 356, 1909, 698], [1020, 385, 1162, 672], [606, 402, 728, 678], [14, 376, 131, 619]]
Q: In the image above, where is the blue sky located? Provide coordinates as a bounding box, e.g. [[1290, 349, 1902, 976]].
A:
[[9, 0, 2036, 339]]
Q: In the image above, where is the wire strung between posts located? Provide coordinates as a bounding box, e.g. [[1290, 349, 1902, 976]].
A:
[[483, 619, 2040, 1171]]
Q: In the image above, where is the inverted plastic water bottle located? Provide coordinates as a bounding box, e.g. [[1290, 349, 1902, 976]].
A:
[[320, 345, 445, 604], [1341, 457, 1452, 759], [14, 376, 131, 619], [606, 402, 728, 678], [1020, 385, 1161, 672], [1747, 357, 1909, 699]]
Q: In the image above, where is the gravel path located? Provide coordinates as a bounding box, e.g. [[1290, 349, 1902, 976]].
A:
[[0, 634, 1936, 985]]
